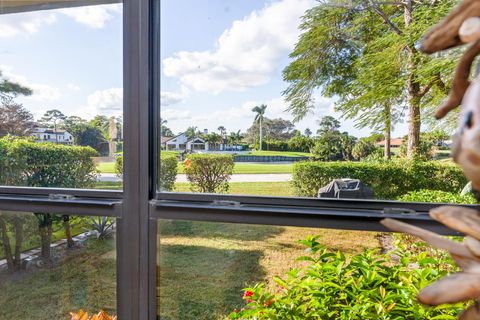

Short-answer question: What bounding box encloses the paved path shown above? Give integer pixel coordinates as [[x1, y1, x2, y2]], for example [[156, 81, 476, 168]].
[[98, 173, 292, 183]]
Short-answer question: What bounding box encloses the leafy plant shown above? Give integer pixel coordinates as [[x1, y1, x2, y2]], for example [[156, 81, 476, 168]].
[[184, 154, 234, 193], [88, 217, 115, 240], [398, 189, 477, 204], [228, 236, 465, 320], [70, 310, 117, 320]]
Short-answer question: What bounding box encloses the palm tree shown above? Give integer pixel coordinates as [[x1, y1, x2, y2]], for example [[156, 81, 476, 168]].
[[228, 130, 243, 150], [252, 104, 267, 151], [204, 132, 222, 150], [185, 126, 198, 140], [217, 126, 227, 150]]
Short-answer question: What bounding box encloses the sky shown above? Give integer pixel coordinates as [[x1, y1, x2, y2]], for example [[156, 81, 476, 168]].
[[0, 0, 410, 138]]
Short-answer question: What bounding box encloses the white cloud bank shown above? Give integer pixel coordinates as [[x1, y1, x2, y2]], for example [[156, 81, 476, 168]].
[[1, 65, 60, 102], [0, 4, 121, 38], [163, 0, 315, 94], [86, 87, 123, 117]]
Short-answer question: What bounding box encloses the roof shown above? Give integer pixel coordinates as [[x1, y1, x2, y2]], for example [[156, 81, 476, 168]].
[[32, 128, 70, 134], [375, 138, 404, 147], [162, 132, 185, 144]]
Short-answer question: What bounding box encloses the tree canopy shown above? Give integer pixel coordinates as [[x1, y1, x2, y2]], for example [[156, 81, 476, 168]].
[[283, 0, 459, 158]]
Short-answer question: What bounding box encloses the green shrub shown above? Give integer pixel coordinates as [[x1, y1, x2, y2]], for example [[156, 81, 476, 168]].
[[352, 139, 377, 160], [115, 154, 177, 191], [398, 189, 477, 204], [0, 137, 98, 188], [228, 236, 464, 320], [160, 154, 178, 191], [292, 160, 467, 200], [399, 139, 435, 161], [115, 155, 123, 178], [184, 154, 234, 193]]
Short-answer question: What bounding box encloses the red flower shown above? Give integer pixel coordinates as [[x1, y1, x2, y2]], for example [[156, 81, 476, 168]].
[[243, 291, 254, 299], [183, 159, 191, 168], [264, 299, 274, 307]]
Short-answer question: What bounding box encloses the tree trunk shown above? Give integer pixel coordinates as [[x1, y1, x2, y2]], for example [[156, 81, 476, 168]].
[[384, 105, 392, 160], [404, 1, 421, 159], [0, 217, 14, 271], [63, 215, 75, 248], [13, 216, 23, 271], [39, 220, 53, 261], [259, 118, 263, 151]]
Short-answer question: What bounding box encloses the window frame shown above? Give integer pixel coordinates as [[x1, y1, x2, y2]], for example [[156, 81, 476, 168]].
[[0, 1, 476, 319]]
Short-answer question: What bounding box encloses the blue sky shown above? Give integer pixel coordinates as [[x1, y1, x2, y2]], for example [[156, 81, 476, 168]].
[[1, 0, 409, 138]]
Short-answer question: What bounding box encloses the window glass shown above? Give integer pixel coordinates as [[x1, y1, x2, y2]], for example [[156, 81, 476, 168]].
[[158, 0, 471, 204], [0, 0, 123, 191], [157, 219, 462, 319], [0, 211, 117, 319]]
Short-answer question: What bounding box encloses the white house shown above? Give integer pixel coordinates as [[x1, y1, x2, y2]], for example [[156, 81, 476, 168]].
[[162, 132, 209, 151], [31, 128, 74, 144]]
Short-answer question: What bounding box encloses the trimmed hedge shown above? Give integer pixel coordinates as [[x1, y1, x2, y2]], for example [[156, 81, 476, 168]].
[[115, 154, 178, 191], [0, 137, 98, 188], [184, 154, 234, 193], [292, 160, 467, 200]]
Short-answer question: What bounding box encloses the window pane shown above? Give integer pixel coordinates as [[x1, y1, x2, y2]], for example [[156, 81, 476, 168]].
[[157, 219, 463, 319], [0, 1, 123, 191], [0, 211, 116, 319], [158, 0, 472, 205]]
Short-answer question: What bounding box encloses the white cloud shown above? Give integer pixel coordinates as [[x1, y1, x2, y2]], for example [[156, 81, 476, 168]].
[[162, 109, 191, 121], [58, 4, 122, 29], [86, 87, 123, 117], [163, 0, 315, 94], [161, 91, 184, 106], [67, 83, 81, 91], [0, 11, 56, 38], [1, 65, 60, 102]]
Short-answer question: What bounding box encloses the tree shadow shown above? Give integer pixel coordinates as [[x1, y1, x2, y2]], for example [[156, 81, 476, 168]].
[[158, 219, 284, 241], [157, 243, 265, 320]]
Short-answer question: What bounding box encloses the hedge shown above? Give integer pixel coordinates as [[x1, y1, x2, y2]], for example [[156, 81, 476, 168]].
[[0, 137, 98, 188], [292, 160, 467, 200], [115, 153, 178, 191]]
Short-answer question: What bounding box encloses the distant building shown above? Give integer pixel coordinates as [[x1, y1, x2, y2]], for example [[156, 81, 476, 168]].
[[376, 138, 404, 148], [162, 132, 209, 151], [31, 128, 74, 144]]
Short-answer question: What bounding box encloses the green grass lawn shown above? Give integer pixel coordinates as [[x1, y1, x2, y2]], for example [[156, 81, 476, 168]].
[[247, 150, 311, 157], [0, 238, 116, 319], [97, 161, 294, 175], [175, 182, 294, 196], [96, 161, 116, 174]]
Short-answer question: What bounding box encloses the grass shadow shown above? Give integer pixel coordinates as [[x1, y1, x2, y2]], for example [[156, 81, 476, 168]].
[[157, 243, 265, 320], [158, 220, 284, 241]]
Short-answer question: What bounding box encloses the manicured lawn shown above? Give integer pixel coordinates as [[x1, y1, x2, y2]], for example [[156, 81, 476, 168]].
[[175, 182, 294, 196], [177, 162, 294, 174], [0, 238, 116, 319], [98, 161, 294, 174], [247, 150, 311, 157], [96, 161, 116, 174]]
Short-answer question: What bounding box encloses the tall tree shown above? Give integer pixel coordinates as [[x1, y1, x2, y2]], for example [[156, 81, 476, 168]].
[[185, 126, 198, 140], [251, 104, 267, 150], [39, 109, 66, 143], [161, 118, 174, 137], [283, 0, 457, 159], [0, 71, 32, 102], [0, 102, 35, 137], [245, 118, 296, 144], [304, 128, 312, 137], [228, 130, 244, 149], [217, 126, 227, 150], [317, 116, 341, 135]]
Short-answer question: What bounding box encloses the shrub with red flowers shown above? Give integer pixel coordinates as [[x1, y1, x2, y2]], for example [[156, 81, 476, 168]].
[[226, 236, 465, 320]]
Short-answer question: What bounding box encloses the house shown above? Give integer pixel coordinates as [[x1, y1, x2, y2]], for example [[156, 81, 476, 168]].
[[375, 138, 404, 148], [162, 132, 209, 151], [31, 128, 74, 144]]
